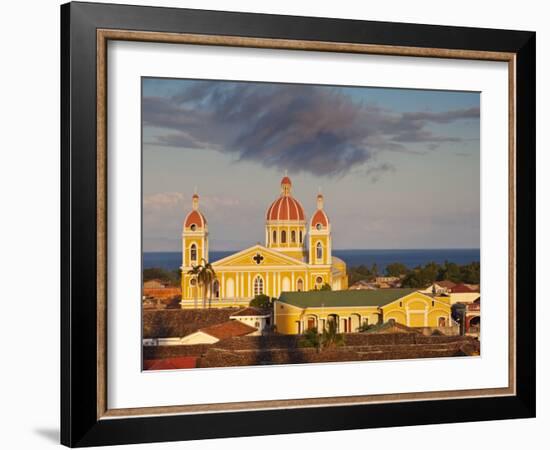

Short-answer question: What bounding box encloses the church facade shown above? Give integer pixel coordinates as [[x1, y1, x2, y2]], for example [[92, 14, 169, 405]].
[[180, 176, 348, 308]]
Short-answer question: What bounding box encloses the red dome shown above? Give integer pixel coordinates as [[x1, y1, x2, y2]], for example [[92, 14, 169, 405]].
[[266, 196, 305, 221], [311, 209, 329, 228], [184, 210, 207, 229]]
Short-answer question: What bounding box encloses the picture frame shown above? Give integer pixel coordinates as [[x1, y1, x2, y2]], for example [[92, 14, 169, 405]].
[[61, 1, 536, 447]]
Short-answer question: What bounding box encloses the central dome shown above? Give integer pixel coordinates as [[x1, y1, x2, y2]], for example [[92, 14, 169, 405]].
[[266, 176, 305, 222]]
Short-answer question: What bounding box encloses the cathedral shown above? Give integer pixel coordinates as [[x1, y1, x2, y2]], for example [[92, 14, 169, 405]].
[[180, 176, 348, 308]]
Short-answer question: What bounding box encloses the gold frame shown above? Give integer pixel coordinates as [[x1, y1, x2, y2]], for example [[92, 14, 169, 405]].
[[96, 29, 516, 420]]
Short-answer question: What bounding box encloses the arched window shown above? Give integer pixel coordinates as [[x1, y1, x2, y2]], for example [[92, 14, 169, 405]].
[[212, 280, 220, 298], [299, 230, 303, 243], [190, 243, 197, 262], [297, 278, 304, 291], [253, 275, 264, 296], [316, 242, 323, 260], [272, 230, 277, 244], [281, 230, 287, 243], [316, 223, 322, 230], [291, 230, 296, 243], [190, 224, 196, 231]]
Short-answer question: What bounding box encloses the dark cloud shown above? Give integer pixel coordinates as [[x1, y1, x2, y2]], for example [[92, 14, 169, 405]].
[[143, 81, 479, 177]]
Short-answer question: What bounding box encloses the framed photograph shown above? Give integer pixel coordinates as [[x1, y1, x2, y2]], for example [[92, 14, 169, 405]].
[[61, 1, 536, 447]]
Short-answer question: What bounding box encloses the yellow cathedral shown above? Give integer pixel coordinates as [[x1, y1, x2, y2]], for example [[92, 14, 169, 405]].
[[180, 176, 348, 308]]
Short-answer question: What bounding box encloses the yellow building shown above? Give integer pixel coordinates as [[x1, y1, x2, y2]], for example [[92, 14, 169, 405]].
[[274, 289, 452, 334], [180, 176, 348, 308]]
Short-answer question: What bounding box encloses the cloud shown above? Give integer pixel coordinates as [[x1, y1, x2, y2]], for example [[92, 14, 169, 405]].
[[143, 81, 479, 177], [364, 163, 396, 182]]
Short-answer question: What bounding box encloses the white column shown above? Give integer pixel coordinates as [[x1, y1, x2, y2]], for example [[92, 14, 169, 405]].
[[248, 273, 251, 297], [291, 272, 295, 290], [265, 272, 269, 296], [235, 272, 240, 301], [221, 272, 225, 300], [240, 273, 244, 298]]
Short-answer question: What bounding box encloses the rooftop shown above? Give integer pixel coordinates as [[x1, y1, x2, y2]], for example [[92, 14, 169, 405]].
[[278, 288, 417, 308], [199, 320, 257, 340], [230, 307, 270, 317]]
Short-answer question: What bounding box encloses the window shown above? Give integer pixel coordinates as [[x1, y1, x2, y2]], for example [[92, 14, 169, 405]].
[[316, 242, 323, 260], [316, 223, 322, 230], [297, 278, 304, 291], [190, 278, 197, 287], [291, 230, 296, 243], [213, 280, 220, 298], [190, 224, 196, 231], [272, 230, 277, 244], [281, 230, 287, 243], [190, 244, 197, 262], [299, 230, 303, 243], [316, 276, 323, 285], [253, 276, 264, 296]]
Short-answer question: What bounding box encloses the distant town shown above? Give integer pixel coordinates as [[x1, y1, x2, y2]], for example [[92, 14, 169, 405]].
[[142, 177, 480, 371]]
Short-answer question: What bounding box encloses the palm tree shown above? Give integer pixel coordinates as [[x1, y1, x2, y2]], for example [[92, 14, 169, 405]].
[[196, 258, 217, 309], [187, 265, 201, 308], [320, 319, 344, 350]]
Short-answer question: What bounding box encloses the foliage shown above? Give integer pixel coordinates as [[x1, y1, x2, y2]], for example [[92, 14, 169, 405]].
[[143, 267, 180, 286], [249, 294, 273, 308], [319, 283, 332, 291], [187, 259, 217, 309], [348, 264, 375, 284], [298, 320, 345, 352], [357, 322, 375, 333], [320, 319, 345, 349], [349, 260, 480, 288], [385, 262, 408, 277], [298, 327, 321, 351]]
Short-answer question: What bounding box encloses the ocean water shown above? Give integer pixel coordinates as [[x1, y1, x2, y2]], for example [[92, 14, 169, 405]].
[[143, 248, 480, 272]]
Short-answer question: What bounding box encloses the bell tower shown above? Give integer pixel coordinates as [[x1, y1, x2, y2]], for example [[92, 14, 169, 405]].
[[182, 192, 209, 268], [309, 192, 331, 266]]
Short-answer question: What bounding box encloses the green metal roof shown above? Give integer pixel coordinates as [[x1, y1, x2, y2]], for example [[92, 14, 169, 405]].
[[278, 288, 417, 308]]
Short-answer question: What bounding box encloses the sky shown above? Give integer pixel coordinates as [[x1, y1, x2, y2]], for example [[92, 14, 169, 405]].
[[142, 78, 480, 252]]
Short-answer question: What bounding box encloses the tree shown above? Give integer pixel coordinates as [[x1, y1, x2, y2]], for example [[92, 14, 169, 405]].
[[187, 259, 217, 309], [250, 294, 272, 309], [438, 261, 461, 282], [460, 262, 480, 284], [319, 283, 332, 291], [401, 270, 425, 288], [385, 262, 408, 277], [371, 263, 379, 278], [143, 267, 178, 285], [320, 319, 344, 349], [298, 327, 321, 351], [357, 322, 374, 332], [197, 258, 216, 309]]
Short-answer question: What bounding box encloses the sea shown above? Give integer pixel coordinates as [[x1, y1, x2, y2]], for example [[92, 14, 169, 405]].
[[143, 248, 480, 272]]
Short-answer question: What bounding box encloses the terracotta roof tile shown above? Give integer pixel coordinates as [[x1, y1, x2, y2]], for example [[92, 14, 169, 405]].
[[143, 357, 197, 370], [200, 320, 257, 340], [230, 307, 270, 317]]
